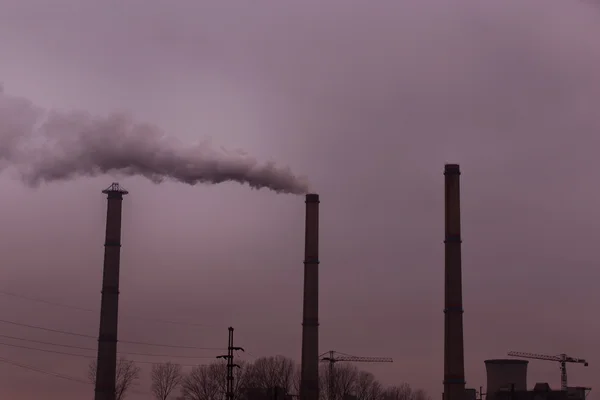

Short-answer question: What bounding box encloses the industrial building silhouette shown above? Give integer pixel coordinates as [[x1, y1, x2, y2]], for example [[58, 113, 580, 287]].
[[483, 359, 588, 400]]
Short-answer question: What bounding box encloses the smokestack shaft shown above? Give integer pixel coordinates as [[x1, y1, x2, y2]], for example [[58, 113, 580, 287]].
[[95, 184, 127, 400], [443, 164, 466, 400], [300, 193, 320, 400]]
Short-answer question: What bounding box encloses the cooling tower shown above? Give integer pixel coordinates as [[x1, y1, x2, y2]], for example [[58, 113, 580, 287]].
[[300, 193, 320, 400], [95, 183, 128, 400], [485, 359, 529, 400], [443, 164, 466, 400]]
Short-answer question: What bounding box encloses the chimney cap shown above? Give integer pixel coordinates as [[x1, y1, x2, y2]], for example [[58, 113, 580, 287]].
[[444, 164, 461, 175], [102, 182, 129, 195], [306, 193, 320, 203]]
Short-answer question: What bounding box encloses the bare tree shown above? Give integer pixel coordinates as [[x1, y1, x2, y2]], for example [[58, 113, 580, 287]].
[[229, 360, 251, 397], [319, 363, 359, 400], [411, 389, 431, 400], [319, 364, 418, 400], [151, 362, 183, 400], [178, 357, 431, 400], [381, 384, 433, 400], [319, 366, 329, 400], [181, 360, 251, 400], [291, 364, 302, 397], [353, 371, 383, 400], [245, 355, 295, 393], [381, 384, 413, 400], [88, 358, 142, 400], [181, 363, 224, 400]]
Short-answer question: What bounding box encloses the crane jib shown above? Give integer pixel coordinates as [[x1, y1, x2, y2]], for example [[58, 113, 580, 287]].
[[507, 351, 588, 391]]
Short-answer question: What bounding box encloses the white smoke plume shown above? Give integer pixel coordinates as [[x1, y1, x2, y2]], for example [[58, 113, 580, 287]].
[[0, 88, 309, 194]]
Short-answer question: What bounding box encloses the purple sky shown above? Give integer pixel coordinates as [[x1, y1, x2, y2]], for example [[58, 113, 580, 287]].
[[0, 0, 599, 399]]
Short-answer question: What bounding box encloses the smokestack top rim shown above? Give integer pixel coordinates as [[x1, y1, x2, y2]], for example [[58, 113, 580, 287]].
[[485, 359, 529, 365], [102, 182, 129, 195], [305, 193, 319, 203], [444, 164, 461, 175]]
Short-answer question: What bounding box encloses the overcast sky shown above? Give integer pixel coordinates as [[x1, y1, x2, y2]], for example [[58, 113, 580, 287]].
[[0, 1, 599, 399]]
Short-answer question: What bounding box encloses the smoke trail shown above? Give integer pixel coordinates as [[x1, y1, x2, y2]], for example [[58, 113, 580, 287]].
[[0, 89, 309, 194]]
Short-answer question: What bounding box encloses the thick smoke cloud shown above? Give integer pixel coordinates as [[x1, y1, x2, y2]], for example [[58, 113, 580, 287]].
[[0, 89, 309, 194]]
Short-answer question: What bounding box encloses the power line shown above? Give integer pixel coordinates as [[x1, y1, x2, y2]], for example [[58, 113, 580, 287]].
[[0, 355, 89, 384], [0, 289, 95, 313], [0, 334, 218, 358], [0, 288, 218, 328], [0, 333, 97, 351], [0, 354, 152, 397], [0, 341, 95, 359], [121, 347, 216, 359], [120, 338, 222, 350], [0, 318, 95, 338], [0, 342, 210, 367], [0, 318, 223, 350], [0, 289, 263, 353]]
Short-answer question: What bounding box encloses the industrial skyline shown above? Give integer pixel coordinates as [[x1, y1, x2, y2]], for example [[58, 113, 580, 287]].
[[0, 0, 599, 399], [0, 168, 592, 399]]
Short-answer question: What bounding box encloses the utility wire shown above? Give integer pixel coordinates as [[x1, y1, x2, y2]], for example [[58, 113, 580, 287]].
[[0, 335, 94, 350], [0, 289, 95, 313], [0, 341, 95, 359], [0, 318, 223, 350], [0, 289, 218, 328], [0, 334, 218, 358], [0, 334, 96, 351], [0, 342, 209, 367], [0, 318, 94, 338], [0, 355, 151, 396], [0, 355, 89, 384], [120, 338, 222, 350], [0, 289, 260, 352], [0, 357, 148, 396]]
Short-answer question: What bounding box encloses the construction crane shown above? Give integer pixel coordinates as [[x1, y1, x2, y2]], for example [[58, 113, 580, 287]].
[[320, 351, 393, 400], [507, 351, 588, 391]]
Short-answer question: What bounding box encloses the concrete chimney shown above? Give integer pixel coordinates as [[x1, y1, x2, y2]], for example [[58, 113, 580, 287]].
[[300, 193, 320, 400], [485, 359, 528, 400], [95, 182, 128, 400], [443, 164, 466, 400]]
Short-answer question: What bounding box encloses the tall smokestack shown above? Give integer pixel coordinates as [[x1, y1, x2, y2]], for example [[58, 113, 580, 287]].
[[95, 182, 128, 400], [443, 164, 466, 400], [300, 193, 320, 400]]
